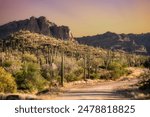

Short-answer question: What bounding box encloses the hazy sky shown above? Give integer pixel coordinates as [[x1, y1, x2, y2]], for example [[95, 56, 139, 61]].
[[0, 0, 150, 36]]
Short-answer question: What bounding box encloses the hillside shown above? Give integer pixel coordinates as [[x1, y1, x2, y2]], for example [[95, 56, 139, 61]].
[[0, 30, 146, 92], [0, 30, 105, 57], [76, 32, 150, 55]]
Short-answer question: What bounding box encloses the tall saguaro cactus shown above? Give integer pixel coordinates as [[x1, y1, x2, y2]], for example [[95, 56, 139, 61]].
[[83, 54, 87, 81], [60, 50, 64, 86], [87, 50, 91, 79]]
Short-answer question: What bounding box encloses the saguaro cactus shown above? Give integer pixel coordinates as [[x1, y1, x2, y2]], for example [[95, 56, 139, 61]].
[[83, 54, 87, 81], [87, 51, 91, 79], [60, 50, 64, 86]]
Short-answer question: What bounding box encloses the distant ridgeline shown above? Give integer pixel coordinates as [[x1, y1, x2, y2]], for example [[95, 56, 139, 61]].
[[1, 16, 150, 55], [76, 32, 150, 55], [0, 16, 73, 40]]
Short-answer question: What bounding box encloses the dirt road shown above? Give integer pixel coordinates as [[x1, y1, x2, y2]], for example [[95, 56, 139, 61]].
[[51, 68, 146, 100]]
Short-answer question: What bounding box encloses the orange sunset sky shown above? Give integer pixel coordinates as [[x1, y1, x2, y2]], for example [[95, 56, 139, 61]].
[[0, 0, 150, 37]]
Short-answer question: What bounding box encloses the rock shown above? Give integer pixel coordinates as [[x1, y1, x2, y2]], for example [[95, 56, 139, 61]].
[[5, 95, 21, 100], [27, 16, 40, 33], [37, 16, 51, 36], [0, 16, 72, 40], [0, 94, 38, 100], [50, 25, 70, 40]]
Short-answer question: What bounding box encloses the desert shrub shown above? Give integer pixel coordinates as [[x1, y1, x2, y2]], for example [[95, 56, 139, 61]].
[[100, 72, 112, 80], [90, 59, 101, 71], [3, 60, 22, 75], [73, 67, 83, 77], [41, 63, 58, 82], [138, 71, 150, 92], [65, 73, 77, 82], [104, 61, 127, 79], [2, 60, 13, 67], [55, 56, 80, 74], [107, 62, 122, 70], [143, 58, 150, 69], [38, 55, 46, 64], [41, 64, 51, 81], [110, 68, 127, 79], [22, 53, 37, 63], [0, 52, 22, 74], [65, 67, 83, 82], [90, 73, 99, 79], [15, 62, 48, 92], [64, 58, 79, 73], [0, 67, 17, 93]]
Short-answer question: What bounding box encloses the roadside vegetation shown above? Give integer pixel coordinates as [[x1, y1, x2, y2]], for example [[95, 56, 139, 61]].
[[138, 58, 150, 93]]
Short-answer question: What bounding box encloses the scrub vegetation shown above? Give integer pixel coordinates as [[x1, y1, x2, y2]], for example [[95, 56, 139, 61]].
[[0, 30, 148, 94]]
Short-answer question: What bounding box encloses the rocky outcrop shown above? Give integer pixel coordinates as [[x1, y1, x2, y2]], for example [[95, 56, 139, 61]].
[[76, 32, 150, 55], [0, 16, 72, 40], [50, 25, 70, 40]]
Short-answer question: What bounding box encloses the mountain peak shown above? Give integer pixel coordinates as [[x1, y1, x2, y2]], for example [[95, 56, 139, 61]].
[[0, 16, 72, 40], [30, 16, 36, 20], [103, 31, 118, 37]]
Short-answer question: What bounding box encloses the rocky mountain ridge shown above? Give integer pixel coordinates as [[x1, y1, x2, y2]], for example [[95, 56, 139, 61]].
[[76, 32, 150, 55], [0, 16, 73, 40]]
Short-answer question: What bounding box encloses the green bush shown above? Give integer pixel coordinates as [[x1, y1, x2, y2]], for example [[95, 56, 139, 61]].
[[3, 60, 13, 67], [65, 73, 77, 82], [22, 53, 37, 63], [104, 61, 127, 79], [41, 64, 59, 84], [108, 62, 122, 70], [138, 71, 150, 92], [15, 62, 48, 92], [0, 67, 17, 93], [110, 68, 127, 79], [143, 58, 150, 69], [90, 73, 99, 79], [73, 68, 83, 78]]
